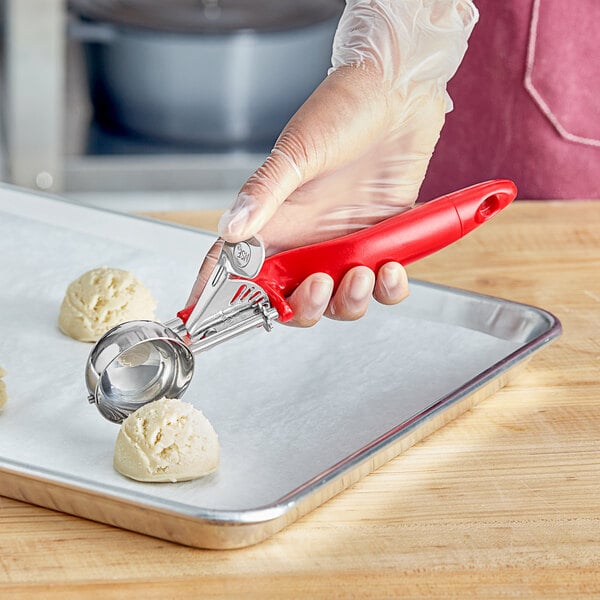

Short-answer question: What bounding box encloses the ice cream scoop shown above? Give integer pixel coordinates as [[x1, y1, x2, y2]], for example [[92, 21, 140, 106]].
[[86, 180, 518, 424]]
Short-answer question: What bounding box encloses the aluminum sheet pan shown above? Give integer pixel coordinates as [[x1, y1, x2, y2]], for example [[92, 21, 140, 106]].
[[0, 184, 561, 549]]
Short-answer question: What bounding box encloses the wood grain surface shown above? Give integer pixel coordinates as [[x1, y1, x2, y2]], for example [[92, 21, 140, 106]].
[[1, 201, 599, 599]]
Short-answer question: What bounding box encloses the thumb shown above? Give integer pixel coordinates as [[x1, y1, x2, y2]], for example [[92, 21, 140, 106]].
[[218, 66, 389, 243], [217, 146, 303, 243]]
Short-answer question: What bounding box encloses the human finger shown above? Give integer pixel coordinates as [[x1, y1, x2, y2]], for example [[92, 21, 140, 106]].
[[373, 262, 409, 305], [325, 266, 375, 321], [285, 273, 334, 328], [185, 239, 223, 307]]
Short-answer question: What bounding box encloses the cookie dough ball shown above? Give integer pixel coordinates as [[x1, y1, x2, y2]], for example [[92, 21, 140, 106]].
[[58, 267, 156, 342], [0, 366, 7, 410], [114, 398, 219, 483]]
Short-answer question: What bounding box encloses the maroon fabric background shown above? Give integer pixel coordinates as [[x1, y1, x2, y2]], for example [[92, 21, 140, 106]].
[[419, 0, 600, 200]]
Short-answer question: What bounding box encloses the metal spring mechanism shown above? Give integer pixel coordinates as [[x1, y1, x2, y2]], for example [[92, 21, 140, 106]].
[[174, 237, 279, 353]]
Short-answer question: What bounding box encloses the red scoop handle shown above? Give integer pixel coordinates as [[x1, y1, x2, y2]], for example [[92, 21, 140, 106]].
[[253, 179, 517, 322]]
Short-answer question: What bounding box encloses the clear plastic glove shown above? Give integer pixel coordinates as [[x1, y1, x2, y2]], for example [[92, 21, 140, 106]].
[[189, 0, 478, 326]]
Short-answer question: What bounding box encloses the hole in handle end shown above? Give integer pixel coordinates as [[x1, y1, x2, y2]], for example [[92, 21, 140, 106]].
[[475, 194, 503, 223]]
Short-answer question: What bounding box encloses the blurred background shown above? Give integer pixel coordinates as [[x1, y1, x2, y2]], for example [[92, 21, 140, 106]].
[[0, 0, 342, 211]]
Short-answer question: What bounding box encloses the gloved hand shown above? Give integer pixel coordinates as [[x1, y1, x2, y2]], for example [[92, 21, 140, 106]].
[[190, 0, 478, 326]]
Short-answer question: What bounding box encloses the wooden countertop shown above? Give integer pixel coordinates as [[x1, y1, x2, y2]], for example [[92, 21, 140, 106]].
[[1, 201, 599, 598]]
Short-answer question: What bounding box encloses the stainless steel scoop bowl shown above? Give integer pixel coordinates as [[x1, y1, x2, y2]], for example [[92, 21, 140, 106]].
[[85, 319, 194, 423]]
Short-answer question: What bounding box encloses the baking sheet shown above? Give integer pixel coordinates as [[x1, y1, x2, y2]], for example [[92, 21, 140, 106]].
[[0, 184, 561, 548]]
